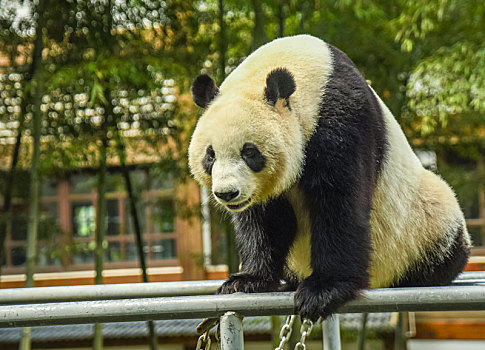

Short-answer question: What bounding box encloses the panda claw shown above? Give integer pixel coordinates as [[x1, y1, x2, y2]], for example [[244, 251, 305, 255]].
[[217, 273, 279, 295]]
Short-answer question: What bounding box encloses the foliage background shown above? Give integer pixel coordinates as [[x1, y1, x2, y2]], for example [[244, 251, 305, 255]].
[[0, 0, 484, 264]]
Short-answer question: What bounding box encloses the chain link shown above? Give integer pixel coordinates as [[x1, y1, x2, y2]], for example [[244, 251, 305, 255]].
[[294, 318, 314, 350], [196, 330, 211, 350], [275, 315, 296, 350], [196, 317, 220, 350], [197, 314, 314, 350], [215, 323, 222, 350], [274, 316, 315, 350]]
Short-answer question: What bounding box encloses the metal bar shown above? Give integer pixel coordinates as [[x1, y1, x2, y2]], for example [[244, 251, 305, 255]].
[[452, 271, 485, 284], [455, 271, 485, 280], [0, 280, 225, 305], [201, 186, 213, 266], [220, 312, 244, 350], [357, 313, 368, 350], [394, 313, 405, 350], [1, 271, 483, 305], [0, 284, 484, 328], [323, 315, 341, 350]]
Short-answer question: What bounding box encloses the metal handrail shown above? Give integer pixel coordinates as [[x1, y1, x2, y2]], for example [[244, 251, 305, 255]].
[[0, 283, 484, 328], [454, 271, 485, 280], [0, 280, 225, 305], [1, 271, 484, 305], [1, 272, 484, 350]]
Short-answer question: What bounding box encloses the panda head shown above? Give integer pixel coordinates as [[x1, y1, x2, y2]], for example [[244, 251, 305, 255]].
[[188, 68, 304, 212]]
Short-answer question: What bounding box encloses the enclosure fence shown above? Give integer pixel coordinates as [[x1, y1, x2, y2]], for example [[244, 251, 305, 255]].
[[1, 271, 485, 349]]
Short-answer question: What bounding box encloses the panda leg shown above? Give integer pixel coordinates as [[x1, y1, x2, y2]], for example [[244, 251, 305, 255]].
[[217, 196, 297, 294], [295, 188, 372, 321]]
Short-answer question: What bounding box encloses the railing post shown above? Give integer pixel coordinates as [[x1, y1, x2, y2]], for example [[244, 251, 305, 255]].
[[220, 311, 244, 350], [357, 312, 368, 350], [323, 315, 341, 350]]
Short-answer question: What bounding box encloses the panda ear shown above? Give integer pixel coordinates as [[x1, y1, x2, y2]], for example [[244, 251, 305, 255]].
[[264, 68, 296, 107], [192, 74, 219, 108]]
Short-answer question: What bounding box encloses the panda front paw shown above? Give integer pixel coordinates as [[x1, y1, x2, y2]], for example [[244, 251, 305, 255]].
[[217, 273, 279, 294], [295, 275, 362, 322]]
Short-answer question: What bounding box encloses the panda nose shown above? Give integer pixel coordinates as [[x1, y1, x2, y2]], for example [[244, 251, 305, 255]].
[[214, 190, 240, 202]]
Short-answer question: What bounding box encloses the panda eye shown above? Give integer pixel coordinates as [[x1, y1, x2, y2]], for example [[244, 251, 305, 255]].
[[202, 145, 216, 176], [206, 145, 215, 159], [241, 143, 266, 173], [241, 144, 257, 158]]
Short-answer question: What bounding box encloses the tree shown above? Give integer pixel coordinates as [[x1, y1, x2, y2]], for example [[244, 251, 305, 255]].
[[0, 0, 37, 278], [18, 1, 47, 348], [251, 0, 269, 51], [395, 0, 485, 246], [395, 0, 485, 134], [1, 1, 204, 348]]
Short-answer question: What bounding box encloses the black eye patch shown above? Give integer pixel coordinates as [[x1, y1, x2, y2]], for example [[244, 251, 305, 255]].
[[241, 143, 266, 172], [203, 145, 216, 176]]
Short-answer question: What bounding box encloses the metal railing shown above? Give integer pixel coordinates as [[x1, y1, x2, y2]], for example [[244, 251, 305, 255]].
[[0, 271, 484, 349]]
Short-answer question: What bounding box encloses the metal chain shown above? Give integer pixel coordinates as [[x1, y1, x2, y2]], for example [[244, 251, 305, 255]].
[[196, 330, 211, 350], [196, 317, 219, 350], [198, 314, 312, 350], [275, 315, 296, 350], [294, 318, 314, 350], [215, 323, 222, 350]]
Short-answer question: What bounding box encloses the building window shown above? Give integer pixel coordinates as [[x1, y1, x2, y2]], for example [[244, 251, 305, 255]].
[[72, 203, 95, 237], [2, 168, 177, 272], [38, 201, 61, 267], [152, 238, 176, 260]]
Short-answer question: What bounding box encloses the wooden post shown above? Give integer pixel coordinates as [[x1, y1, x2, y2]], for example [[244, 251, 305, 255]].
[[478, 156, 485, 244], [175, 180, 204, 280]]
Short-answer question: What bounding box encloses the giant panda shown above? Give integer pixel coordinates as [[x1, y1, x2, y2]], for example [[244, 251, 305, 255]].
[[188, 35, 471, 321]]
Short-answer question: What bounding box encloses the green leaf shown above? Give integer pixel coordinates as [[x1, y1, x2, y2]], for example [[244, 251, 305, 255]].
[[90, 82, 108, 105]]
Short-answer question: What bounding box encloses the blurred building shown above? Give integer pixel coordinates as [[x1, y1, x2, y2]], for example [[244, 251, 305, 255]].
[[1, 50, 485, 349], [0, 169, 229, 287]]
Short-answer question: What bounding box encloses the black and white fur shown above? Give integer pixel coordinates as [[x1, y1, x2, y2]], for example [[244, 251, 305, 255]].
[[188, 35, 471, 321]]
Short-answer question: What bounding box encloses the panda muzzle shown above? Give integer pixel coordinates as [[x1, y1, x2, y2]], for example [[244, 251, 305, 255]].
[[226, 198, 252, 211]]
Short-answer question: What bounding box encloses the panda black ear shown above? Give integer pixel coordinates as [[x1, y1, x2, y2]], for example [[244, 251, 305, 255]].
[[192, 74, 219, 108], [264, 68, 296, 106]]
